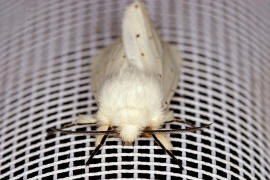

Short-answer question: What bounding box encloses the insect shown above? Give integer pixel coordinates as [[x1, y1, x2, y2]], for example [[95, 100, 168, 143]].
[[50, 0, 212, 171]]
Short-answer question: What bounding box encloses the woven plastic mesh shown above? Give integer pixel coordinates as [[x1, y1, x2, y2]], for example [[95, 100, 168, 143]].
[[1, 0, 270, 179]]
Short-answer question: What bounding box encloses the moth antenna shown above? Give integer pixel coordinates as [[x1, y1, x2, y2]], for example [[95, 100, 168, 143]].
[[152, 133, 183, 171], [144, 123, 212, 134], [86, 127, 111, 166], [49, 128, 118, 135]]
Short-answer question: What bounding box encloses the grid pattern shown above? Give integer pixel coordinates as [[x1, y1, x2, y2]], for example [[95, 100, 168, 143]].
[[0, 0, 270, 179]]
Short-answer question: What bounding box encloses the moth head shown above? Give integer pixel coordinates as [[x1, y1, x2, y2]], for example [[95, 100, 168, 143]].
[[119, 124, 140, 144], [109, 108, 148, 144]]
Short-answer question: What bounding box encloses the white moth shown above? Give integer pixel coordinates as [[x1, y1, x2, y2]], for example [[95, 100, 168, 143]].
[[51, 0, 211, 171], [91, 0, 181, 149]]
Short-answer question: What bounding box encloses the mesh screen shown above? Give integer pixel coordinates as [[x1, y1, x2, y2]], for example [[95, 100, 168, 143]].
[[1, 0, 270, 179]]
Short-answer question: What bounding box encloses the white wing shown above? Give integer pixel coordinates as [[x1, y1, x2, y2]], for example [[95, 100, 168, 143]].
[[91, 0, 182, 106], [90, 39, 126, 100], [122, 0, 182, 106], [162, 43, 183, 105], [122, 1, 163, 75]]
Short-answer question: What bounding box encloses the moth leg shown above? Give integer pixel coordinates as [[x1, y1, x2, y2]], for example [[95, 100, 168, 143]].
[[165, 118, 195, 127], [163, 111, 194, 127], [154, 134, 172, 150], [86, 126, 111, 166], [142, 128, 173, 150], [63, 115, 97, 128], [152, 133, 183, 171], [95, 125, 110, 147]]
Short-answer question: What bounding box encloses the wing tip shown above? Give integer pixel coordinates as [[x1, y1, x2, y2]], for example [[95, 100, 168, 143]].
[[127, 0, 144, 10], [123, 0, 146, 22]]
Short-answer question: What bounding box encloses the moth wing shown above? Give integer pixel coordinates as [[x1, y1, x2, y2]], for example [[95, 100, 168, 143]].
[[122, 1, 163, 75], [90, 38, 126, 99], [162, 43, 183, 106], [123, 1, 182, 106]]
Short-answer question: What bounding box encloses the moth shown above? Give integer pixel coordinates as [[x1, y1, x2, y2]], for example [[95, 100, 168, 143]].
[[51, 0, 211, 171]]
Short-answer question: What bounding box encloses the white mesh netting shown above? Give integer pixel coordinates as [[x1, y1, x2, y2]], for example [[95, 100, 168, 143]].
[[0, 0, 270, 179]]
